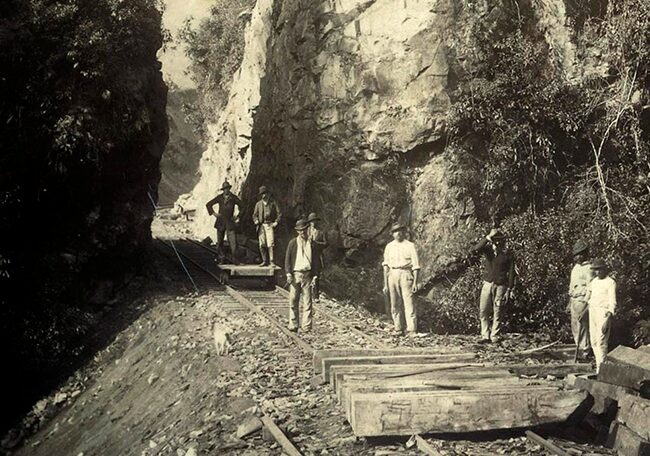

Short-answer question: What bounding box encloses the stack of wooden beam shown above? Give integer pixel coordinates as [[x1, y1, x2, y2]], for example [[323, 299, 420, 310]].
[[313, 349, 587, 437], [566, 345, 650, 456]]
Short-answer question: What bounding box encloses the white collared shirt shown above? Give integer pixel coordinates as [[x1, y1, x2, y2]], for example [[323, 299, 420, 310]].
[[382, 239, 420, 270], [588, 276, 617, 313], [294, 237, 312, 271]]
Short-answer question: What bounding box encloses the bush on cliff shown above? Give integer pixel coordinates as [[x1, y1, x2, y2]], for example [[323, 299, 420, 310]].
[[0, 0, 167, 431]]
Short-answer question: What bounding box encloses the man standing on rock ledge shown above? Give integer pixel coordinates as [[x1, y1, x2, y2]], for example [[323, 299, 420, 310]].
[[285, 219, 321, 332], [307, 212, 328, 302], [253, 185, 281, 266], [382, 223, 420, 336], [469, 228, 515, 343], [205, 180, 242, 264]]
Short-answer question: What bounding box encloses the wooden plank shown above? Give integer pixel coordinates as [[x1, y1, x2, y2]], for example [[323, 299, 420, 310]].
[[609, 421, 650, 456], [313, 349, 458, 374], [329, 362, 485, 389], [260, 415, 302, 456], [349, 387, 587, 436], [566, 373, 636, 414], [508, 363, 593, 378], [525, 431, 570, 456], [415, 435, 444, 456], [618, 394, 650, 441], [599, 345, 650, 392], [321, 353, 477, 382], [339, 373, 528, 418]]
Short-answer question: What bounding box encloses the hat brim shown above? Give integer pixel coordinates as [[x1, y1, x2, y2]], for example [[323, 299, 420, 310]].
[[391, 226, 405, 233], [573, 247, 587, 255], [295, 226, 309, 231]]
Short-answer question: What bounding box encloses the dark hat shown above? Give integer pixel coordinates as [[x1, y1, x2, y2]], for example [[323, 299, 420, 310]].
[[258, 185, 269, 196], [572, 240, 588, 255], [295, 219, 309, 231], [307, 212, 320, 222], [390, 223, 406, 233], [221, 180, 232, 190], [591, 258, 607, 269], [491, 230, 506, 239]]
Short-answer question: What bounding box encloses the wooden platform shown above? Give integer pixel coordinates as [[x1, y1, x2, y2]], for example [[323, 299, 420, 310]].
[[218, 264, 280, 277], [315, 349, 588, 437]]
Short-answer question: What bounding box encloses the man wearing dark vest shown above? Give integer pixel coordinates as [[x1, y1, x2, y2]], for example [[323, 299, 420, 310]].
[[469, 228, 515, 343], [307, 212, 328, 302], [252, 186, 281, 266], [205, 180, 242, 263], [285, 219, 321, 332]]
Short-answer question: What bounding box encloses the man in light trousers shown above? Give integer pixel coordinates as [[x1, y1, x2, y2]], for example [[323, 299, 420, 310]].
[[470, 228, 515, 343], [253, 185, 282, 266], [285, 219, 321, 332], [587, 258, 617, 372], [382, 223, 420, 335], [568, 240, 593, 360]]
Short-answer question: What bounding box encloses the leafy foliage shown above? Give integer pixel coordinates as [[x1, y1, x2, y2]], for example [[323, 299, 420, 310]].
[[0, 0, 166, 431]]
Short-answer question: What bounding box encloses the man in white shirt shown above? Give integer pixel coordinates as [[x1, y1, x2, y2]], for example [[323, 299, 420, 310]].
[[285, 219, 320, 332], [568, 240, 593, 360], [587, 258, 617, 372], [382, 223, 420, 335]]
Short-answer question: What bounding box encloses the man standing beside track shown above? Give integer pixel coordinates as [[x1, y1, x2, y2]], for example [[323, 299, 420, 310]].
[[307, 212, 328, 302], [253, 185, 282, 266], [285, 219, 321, 332], [568, 240, 593, 360], [382, 223, 421, 336], [469, 228, 515, 343], [205, 180, 242, 264]]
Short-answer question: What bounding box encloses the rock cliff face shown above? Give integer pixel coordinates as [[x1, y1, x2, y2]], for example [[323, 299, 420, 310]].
[[187, 0, 595, 283]]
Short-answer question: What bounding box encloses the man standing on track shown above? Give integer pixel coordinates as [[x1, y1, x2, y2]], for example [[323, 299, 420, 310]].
[[469, 228, 515, 343], [382, 223, 420, 336], [285, 219, 321, 332], [307, 212, 328, 302], [568, 240, 593, 360], [253, 185, 281, 266], [205, 180, 242, 264]]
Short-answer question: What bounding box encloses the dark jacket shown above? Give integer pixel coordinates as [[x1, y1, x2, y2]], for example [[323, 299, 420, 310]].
[[206, 193, 242, 230], [470, 237, 515, 288], [285, 237, 321, 276], [309, 227, 328, 268], [253, 199, 281, 225]]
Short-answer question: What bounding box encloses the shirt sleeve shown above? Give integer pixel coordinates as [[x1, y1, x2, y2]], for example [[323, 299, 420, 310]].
[[274, 201, 282, 223], [508, 254, 515, 288], [206, 195, 219, 215], [470, 237, 489, 256], [609, 279, 617, 314], [411, 243, 421, 270], [382, 244, 390, 267], [252, 202, 259, 223]]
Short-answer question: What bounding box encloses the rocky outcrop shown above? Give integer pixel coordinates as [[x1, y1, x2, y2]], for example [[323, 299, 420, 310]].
[[186, 0, 601, 282]]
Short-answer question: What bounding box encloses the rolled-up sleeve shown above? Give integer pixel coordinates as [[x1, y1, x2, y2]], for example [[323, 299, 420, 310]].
[[382, 244, 390, 267]]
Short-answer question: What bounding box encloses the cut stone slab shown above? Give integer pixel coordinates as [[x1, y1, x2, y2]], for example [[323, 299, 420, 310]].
[[609, 421, 650, 456], [618, 394, 650, 441], [312, 348, 462, 374], [599, 346, 650, 392], [236, 416, 263, 439], [320, 352, 476, 382], [348, 386, 587, 436], [508, 363, 593, 378]]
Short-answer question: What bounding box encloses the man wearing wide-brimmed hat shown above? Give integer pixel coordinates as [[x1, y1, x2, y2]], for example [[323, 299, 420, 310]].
[[285, 219, 321, 331], [469, 228, 515, 343], [587, 258, 617, 372], [382, 223, 421, 335], [253, 185, 282, 266], [206, 179, 242, 263], [568, 240, 593, 360], [307, 212, 328, 302]]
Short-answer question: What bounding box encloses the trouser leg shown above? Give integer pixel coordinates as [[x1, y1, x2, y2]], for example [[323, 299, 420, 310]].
[[491, 285, 506, 340], [299, 272, 313, 330], [571, 299, 590, 351], [226, 229, 237, 263], [400, 271, 417, 333], [258, 228, 268, 265], [288, 275, 301, 330], [479, 281, 493, 340], [590, 307, 610, 372], [216, 228, 225, 254], [388, 270, 404, 331], [268, 246, 274, 265], [313, 274, 320, 302]]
